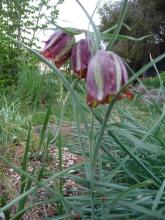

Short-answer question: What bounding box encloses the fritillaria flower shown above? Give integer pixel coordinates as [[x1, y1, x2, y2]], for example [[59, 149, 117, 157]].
[[87, 50, 132, 107], [71, 38, 92, 78], [43, 30, 75, 68]]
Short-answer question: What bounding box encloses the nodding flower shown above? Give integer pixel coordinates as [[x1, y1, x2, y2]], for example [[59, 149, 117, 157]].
[[43, 30, 75, 68], [86, 50, 132, 107], [71, 38, 93, 78]]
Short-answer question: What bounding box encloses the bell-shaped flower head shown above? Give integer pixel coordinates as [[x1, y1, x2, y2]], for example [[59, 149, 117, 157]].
[[71, 38, 93, 78], [87, 50, 129, 107], [43, 30, 75, 68]]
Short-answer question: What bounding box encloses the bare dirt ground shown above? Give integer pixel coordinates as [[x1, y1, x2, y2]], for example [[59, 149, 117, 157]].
[[0, 124, 84, 219]]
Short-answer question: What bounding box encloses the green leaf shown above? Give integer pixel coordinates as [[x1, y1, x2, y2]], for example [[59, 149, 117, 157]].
[[46, 26, 84, 35], [102, 32, 152, 42], [152, 179, 165, 211]]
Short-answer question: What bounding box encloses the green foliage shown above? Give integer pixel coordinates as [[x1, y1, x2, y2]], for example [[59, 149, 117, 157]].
[[1, 85, 165, 219], [142, 72, 165, 88], [15, 63, 62, 110], [0, 35, 21, 86], [98, 0, 165, 69], [0, 0, 61, 45], [0, 97, 28, 145], [0, 0, 64, 87], [0, 39, 164, 218], [1, 0, 165, 219]]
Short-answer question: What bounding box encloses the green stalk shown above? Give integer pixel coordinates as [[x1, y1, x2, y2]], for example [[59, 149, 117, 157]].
[[75, 0, 101, 50], [89, 115, 95, 219], [17, 124, 31, 213], [38, 103, 51, 151], [72, 98, 89, 178], [92, 102, 115, 164], [108, 0, 128, 50], [57, 133, 63, 215]]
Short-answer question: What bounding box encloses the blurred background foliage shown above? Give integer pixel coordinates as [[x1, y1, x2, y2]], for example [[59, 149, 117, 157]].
[[98, 0, 165, 72], [0, 0, 64, 87]]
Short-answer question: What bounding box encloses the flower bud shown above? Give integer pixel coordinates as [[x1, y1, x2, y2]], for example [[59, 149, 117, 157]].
[[71, 38, 92, 78], [43, 30, 75, 68], [87, 50, 129, 107]]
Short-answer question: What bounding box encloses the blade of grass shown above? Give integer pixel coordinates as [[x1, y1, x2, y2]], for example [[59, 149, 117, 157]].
[[56, 133, 63, 215], [108, 0, 128, 49], [119, 201, 165, 219], [17, 124, 32, 213], [152, 179, 165, 211], [19, 124, 31, 194], [103, 23, 131, 34], [54, 79, 79, 140], [102, 32, 152, 42], [39, 103, 51, 151], [89, 115, 95, 219], [88, 0, 100, 30], [72, 98, 89, 179]]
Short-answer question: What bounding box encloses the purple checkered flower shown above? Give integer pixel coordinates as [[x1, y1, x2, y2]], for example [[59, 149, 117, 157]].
[[43, 30, 75, 68], [87, 50, 129, 107]]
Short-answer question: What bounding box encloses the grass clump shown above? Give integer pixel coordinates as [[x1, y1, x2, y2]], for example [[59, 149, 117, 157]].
[[15, 63, 62, 110], [142, 71, 165, 89]]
